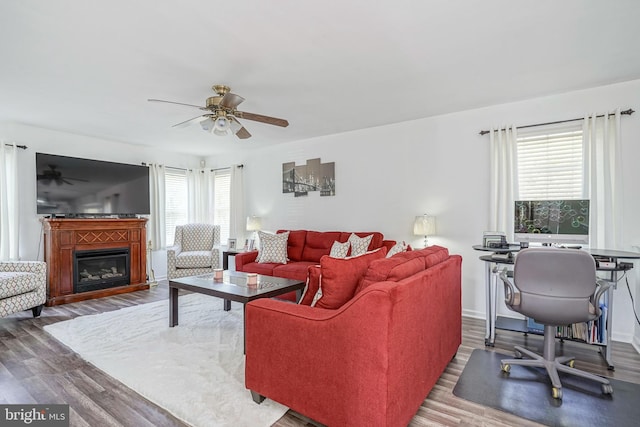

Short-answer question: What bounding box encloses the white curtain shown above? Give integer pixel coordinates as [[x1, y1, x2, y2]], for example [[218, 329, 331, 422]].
[[187, 168, 213, 223], [148, 163, 166, 250], [229, 164, 245, 242], [583, 109, 623, 249], [0, 142, 20, 260], [489, 126, 519, 241]]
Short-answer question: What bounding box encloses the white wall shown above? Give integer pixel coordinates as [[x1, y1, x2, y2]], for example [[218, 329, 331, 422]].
[[0, 122, 202, 279], [211, 79, 640, 345], [4, 79, 639, 348]]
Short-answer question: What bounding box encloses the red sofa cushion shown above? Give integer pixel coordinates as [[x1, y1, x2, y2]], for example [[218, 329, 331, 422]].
[[277, 229, 306, 262], [299, 265, 321, 305], [240, 262, 276, 277], [423, 245, 450, 268], [356, 245, 450, 294], [301, 231, 342, 262], [273, 261, 317, 282], [314, 248, 387, 309]]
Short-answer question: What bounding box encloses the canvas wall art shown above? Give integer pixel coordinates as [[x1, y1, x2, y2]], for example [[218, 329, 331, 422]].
[[282, 158, 335, 197]]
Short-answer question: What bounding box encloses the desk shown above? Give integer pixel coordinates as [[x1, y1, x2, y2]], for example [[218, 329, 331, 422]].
[[474, 245, 639, 370]]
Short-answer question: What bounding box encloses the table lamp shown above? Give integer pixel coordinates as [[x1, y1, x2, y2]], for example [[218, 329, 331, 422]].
[[413, 214, 436, 248], [246, 216, 262, 249]]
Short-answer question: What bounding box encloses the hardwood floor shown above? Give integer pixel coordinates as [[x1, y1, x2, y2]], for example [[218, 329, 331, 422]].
[[1, 282, 639, 427]]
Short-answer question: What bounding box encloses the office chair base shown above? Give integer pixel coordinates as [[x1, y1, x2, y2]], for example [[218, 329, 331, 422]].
[[501, 344, 613, 399]]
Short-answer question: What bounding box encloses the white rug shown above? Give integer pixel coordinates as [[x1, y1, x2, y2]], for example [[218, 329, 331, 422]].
[[43, 293, 288, 427]]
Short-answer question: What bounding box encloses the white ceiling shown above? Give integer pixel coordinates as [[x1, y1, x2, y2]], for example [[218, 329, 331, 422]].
[[2, 0, 640, 156]]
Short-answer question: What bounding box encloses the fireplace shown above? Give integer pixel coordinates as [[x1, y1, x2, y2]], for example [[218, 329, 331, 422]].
[[74, 248, 130, 294]]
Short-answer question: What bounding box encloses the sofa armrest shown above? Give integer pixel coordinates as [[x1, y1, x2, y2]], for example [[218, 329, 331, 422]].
[[211, 247, 221, 269], [235, 250, 258, 271], [382, 239, 396, 251], [167, 245, 181, 257], [0, 261, 46, 277]]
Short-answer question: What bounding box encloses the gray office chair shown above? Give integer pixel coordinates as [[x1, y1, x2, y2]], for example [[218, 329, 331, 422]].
[[499, 247, 613, 399]]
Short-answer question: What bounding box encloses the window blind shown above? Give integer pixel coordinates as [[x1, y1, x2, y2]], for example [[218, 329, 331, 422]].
[[165, 167, 188, 245], [517, 124, 584, 200]]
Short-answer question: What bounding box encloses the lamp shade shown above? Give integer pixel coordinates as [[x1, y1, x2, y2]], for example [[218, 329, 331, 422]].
[[246, 216, 262, 231], [200, 117, 215, 133], [214, 116, 231, 132], [413, 215, 436, 236]]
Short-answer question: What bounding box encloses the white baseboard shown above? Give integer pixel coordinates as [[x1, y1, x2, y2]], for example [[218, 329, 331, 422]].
[[462, 310, 638, 349], [462, 309, 485, 320]]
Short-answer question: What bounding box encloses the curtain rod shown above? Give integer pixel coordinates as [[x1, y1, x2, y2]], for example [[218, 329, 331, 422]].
[[3, 143, 27, 149], [479, 108, 635, 136], [141, 163, 243, 172], [211, 164, 243, 172]]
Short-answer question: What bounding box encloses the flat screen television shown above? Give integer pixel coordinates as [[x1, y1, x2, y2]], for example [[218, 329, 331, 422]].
[[514, 199, 590, 245], [36, 153, 150, 216]]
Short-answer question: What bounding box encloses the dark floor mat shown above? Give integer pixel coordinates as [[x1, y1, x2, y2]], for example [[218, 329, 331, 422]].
[[453, 349, 639, 427]]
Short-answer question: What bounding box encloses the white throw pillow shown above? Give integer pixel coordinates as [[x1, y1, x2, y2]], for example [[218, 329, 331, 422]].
[[257, 231, 289, 264], [386, 241, 408, 258], [329, 240, 350, 258], [348, 233, 373, 257]]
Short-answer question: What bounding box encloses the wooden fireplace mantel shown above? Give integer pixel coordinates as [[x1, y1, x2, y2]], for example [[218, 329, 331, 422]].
[[43, 218, 149, 306]]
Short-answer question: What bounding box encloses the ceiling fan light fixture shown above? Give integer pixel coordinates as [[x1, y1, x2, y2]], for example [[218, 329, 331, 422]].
[[214, 116, 231, 132], [150, 84, 288, 140], [200, 117, 215, 133]]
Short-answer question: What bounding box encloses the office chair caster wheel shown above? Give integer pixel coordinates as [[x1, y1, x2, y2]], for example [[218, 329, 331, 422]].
[[567, 360, 575, 368], [514, 350, 523, 359], [552, 387, 563, 400], [602, 384, 613, 395], [501, 363, 510, 373]]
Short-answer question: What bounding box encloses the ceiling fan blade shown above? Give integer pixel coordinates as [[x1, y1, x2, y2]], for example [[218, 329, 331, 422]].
[[220, 92, 245, 109], [230, 117, 251, 139], [235, 111, 289, 127], [148, 99, 207, 110], [172, 115, 208, 128]]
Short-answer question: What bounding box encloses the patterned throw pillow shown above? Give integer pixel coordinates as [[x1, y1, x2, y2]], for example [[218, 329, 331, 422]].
[[257, 231, 290, 264], [386, 241, 408, 258], [329, 240, 350, 258], [348, 233, 373, 257]]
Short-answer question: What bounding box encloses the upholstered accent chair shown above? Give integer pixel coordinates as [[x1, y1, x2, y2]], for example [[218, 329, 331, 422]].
[[0, 261, 47, 318], [167, 224, 221, 280]]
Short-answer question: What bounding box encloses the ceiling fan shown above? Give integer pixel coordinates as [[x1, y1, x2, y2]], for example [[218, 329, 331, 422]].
[[148, 85, 289, 140], [37, 165, 88, 186]]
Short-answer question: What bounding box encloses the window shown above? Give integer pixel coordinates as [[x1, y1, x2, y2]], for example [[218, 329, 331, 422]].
[[165, 168, 188, 245], [516, 123, 584, 200], [214, 169, 231, 242]]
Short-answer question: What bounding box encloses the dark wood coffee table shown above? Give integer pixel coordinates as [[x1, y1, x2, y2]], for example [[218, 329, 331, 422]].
[[168, 271, 305, 350]]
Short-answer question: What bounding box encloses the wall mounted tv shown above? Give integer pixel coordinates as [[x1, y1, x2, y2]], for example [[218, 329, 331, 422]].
[[36, 153, 150, 216], [514, 199, 590, 245]]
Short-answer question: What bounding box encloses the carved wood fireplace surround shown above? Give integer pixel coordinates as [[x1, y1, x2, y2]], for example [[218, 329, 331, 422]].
[[43, 218, 149, 306]]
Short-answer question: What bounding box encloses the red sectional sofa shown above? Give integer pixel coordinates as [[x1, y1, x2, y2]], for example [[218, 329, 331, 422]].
[[245, 246, 462, 427], [234, 229, 396, 282]]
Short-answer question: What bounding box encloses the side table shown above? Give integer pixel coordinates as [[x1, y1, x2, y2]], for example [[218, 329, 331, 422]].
[[222, 250, 243, 270]]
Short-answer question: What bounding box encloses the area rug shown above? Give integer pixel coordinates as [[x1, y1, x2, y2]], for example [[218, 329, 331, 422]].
[[43, 293, 288, 427], [453, 349, 640, 427]]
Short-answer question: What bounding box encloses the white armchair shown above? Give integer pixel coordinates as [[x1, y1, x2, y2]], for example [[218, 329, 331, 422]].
[[0, 261, 47, 318], [167, 224, 221, 280]]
